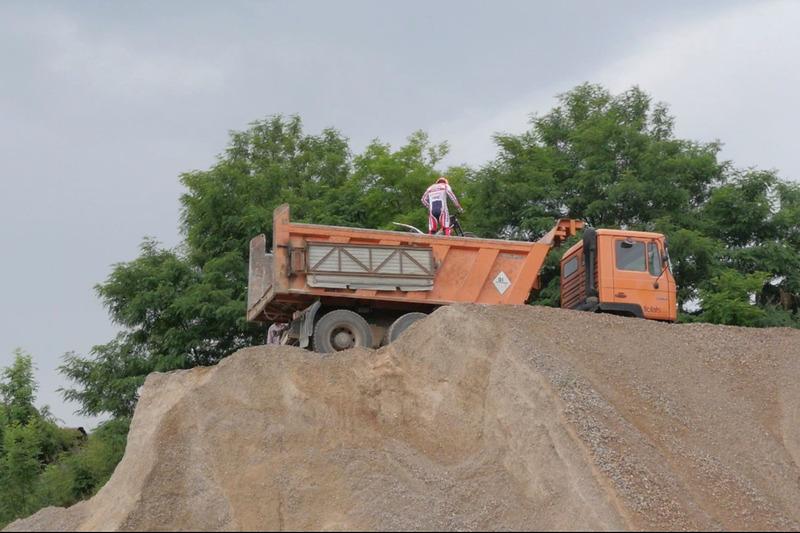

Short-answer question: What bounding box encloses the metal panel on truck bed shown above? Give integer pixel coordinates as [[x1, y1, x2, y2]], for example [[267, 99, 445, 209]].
[[306, 242, 434, 291]]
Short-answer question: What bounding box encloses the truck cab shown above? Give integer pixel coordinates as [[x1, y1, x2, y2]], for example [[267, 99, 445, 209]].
[[560, 227, 677, 322]]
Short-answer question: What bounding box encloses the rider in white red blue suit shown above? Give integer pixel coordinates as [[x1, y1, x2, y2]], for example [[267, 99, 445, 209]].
[[421, 177, 462, 235]]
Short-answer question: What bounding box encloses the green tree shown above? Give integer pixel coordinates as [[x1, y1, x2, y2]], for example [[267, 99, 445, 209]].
[[27, 418, 129, 520], [180, 114, 355, 263], [0, 351, 41, 522], [0, 349, 38, 427], [528, 83, 723, 229], [59, 418, 129, 500], [698, 270, 770, 326], [701, 170, 777, 248], [60, 241, 200, 420], [0, 352, 133, 529], [773, 180, 800, 253], [467, 83, 724, 241], [0, 421, 41, 521], [772, 180, 800, 295], [0, 351, 80, 527], [651, 219, 724, 313], [467, 132, 564, 240], [700, 170, 800, 306]]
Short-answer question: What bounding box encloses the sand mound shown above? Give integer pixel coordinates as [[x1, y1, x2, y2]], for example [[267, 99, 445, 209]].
[[5, 304, 800, 531]]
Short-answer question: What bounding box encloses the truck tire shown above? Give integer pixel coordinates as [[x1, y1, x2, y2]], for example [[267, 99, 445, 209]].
[[384, 312, 428, 344], [312, 309, 373, 353]]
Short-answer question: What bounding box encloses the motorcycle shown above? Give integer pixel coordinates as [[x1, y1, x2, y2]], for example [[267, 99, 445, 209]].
[[392, 212, 475, 237]]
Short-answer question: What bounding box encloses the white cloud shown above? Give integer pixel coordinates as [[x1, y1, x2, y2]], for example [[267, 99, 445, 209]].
[[596, 0, 800, 179], [432, 88, 562, 169], [433, 0, 800, 181], [24, 10, 231, 99]]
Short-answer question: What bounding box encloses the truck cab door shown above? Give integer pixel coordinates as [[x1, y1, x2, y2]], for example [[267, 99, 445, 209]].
[[611, 238, 675, 321]]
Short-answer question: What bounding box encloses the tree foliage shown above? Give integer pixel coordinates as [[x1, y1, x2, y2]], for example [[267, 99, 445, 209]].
[[0, 352, 127, 529], [1, 349, 38, 427], [0, 421, 41, 520], [697, 270, 771, 326], [469, 83, 724, 233]]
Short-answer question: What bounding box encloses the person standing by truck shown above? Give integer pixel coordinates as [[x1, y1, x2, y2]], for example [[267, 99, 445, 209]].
[[267, 322, 287, 345], [421, 177, 462, 236]]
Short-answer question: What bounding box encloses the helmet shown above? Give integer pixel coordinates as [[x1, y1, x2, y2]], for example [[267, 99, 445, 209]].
[[436, 177, 448, 185]]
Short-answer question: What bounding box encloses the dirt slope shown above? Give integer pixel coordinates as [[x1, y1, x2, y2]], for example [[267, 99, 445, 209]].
[[5, 304, 800, 531]]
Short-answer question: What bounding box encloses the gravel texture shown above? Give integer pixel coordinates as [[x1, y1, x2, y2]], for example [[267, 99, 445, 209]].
[[5, 303, 800, 531]]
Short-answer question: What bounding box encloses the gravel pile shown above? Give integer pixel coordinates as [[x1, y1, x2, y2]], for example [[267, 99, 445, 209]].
[[5, 303, 800, 531]]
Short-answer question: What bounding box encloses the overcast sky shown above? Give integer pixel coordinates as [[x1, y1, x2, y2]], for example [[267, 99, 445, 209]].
[[2, 0, 798, 430]]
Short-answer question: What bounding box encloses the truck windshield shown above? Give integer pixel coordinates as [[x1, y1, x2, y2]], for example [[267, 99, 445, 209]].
[[615, 240, 646, 272]]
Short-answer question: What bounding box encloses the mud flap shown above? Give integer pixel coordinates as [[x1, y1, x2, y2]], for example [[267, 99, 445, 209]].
[[288, 300, 322, 349]]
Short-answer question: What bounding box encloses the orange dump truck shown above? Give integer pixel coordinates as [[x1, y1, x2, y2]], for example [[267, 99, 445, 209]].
[[248, 204, 676, 352]]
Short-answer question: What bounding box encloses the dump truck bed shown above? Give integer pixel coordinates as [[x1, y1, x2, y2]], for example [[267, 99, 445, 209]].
[[248, 204, 583, 323]]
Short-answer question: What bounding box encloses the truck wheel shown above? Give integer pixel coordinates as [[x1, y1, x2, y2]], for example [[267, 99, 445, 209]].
[[312, 310, 373, 353], [384, 312, 428, 344]]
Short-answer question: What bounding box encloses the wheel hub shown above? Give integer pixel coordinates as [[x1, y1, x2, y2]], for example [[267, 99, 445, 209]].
[[332, 329, 354, 350]]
